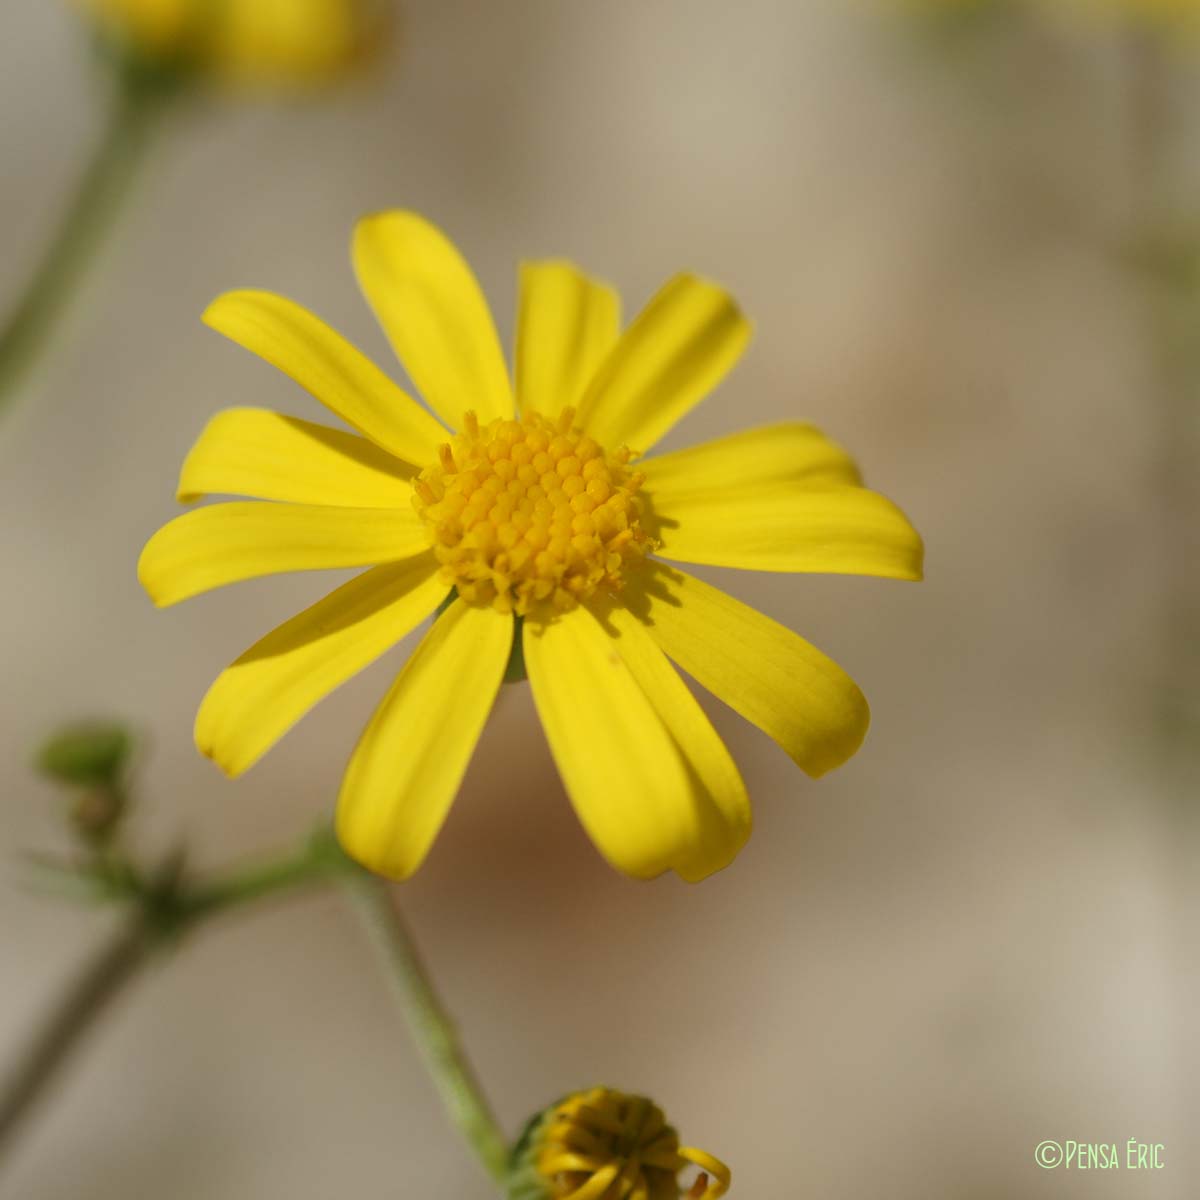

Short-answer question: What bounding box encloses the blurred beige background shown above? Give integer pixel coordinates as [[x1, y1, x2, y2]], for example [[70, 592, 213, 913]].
[[0, 2, 1193, 1197]]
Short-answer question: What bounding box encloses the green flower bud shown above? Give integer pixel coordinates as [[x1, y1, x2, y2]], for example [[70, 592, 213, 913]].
[[36, 722, 134, 790], [36, 722, 135, 845]]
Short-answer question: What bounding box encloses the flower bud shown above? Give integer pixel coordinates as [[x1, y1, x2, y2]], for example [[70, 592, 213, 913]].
[[37, 722, 134, 845], [37, 722, 133, 790], [508, 1088, 730, 1200]]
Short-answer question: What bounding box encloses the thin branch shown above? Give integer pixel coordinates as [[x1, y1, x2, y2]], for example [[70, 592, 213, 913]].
[[0, 910, 163, 1158], [0, 70, 173, 416]]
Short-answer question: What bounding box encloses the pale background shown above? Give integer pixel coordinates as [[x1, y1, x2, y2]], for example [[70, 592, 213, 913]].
[[0, 2, 1193, 1198]]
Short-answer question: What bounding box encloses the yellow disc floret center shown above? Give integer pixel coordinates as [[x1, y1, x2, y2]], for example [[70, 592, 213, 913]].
[[414, 409, 653, 617]]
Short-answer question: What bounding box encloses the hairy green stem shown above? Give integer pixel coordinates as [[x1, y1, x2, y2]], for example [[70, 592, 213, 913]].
[[341, 873, 510, 1187], [0, 72, 170, 417]]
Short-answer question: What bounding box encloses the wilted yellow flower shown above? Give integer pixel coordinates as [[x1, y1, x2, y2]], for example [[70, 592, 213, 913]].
[[138, 211, 923, 882], [72, 0, 389, 85], [508, 1088, 730, 1200]]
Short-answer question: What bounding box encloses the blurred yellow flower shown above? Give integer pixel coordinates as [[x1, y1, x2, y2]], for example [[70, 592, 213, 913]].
[[508, 1088, 730, 1200], [1065, 0, 1200, 25], [904, 0, 1200, 28], [72, 0, 389, 85], [138, 211, 923, 882], [1105, 0, 1200, 24]]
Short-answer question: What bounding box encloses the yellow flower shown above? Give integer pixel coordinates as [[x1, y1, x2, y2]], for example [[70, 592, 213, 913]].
[[1096, 0, 1200, 25], [508, 1088, 730, 1200], [901, 0, 1200, 29], [72, 0, 389, 85], [138, 211, 923, 882]]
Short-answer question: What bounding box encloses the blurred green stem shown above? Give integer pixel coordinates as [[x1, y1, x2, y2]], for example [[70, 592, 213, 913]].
[[0, 830, 345, 1165], [1123, 32, 1200, 783], [0, 831, 511, 1187], [1125, 28, 1167, 214], [0, 908, 158, 1158], [341, 873, 510, 1187], [0, 70, 171, 418], [182, 828, 352, 919]]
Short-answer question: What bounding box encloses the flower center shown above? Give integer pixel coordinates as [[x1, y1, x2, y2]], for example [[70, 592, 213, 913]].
[[413, 409, 653, 617]]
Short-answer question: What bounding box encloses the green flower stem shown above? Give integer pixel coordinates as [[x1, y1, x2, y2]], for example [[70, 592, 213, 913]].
[[1, 830, 512, 1188], [182, 827, 352, 920], [1122, 31, 1200, 781], [0, 68, 173, 417], [340, 872, 510, 1187]]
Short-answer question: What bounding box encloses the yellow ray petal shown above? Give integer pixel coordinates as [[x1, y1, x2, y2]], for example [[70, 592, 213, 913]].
[[576, 273, 750, 453], [203, 289, 447, 465], [138, 502, 430, 607], [631, 563, 870, 778], [641, 422, 862, 504], [336, 601, 512, 879], [599, 602, 751, 881], [196, 556, 446, 778], [515, 260, 620, 419], [353, 211, 514, 429], [523, 606, 701, 879], [177, 407, 416, 506], [654, 483, 924, 580]]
